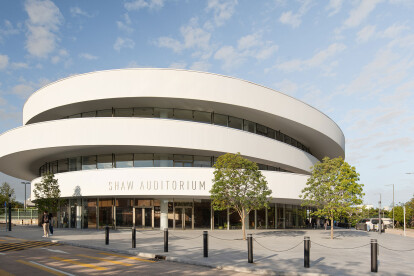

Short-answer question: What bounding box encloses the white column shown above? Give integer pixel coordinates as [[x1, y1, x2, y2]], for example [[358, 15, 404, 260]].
[[160, 200, 168, 230]]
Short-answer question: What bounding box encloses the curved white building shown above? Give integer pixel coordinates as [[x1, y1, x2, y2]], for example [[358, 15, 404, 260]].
[[0, 69, 344, 230]]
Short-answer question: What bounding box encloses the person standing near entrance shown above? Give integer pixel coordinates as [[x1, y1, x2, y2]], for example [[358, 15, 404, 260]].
[[48, 212, 54, 236], [41, 210, 50, 238]]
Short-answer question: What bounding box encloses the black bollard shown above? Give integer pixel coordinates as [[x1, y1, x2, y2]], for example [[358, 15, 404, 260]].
[[8, 200, 11, 231], [132, 227, 136, 248], [371, 239, 378, 272], [203, 231, 208, 257], [247, 234, 253, 263], [105, 225, 109, 245], [304, 236, 310, 268], [164, 228, 168, 252]]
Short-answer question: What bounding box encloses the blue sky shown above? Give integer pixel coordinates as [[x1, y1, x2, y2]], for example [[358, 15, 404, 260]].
[[0, 0, 413, 207]]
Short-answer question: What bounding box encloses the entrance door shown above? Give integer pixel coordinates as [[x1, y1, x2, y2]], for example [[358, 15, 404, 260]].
[[174, 207, 193, 229], [134, 207, 153, 228]]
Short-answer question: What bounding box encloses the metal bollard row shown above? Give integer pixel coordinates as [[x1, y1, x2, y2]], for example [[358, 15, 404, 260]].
[[164, 228, 168, 252], [304, 236, 310, 268], [132, 227, 136, 248], [105, 225, 109, 245], [371, 239, 378, 273]]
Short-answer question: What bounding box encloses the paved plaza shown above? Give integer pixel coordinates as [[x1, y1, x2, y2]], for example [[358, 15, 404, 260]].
[[2, 226, 414, 275]]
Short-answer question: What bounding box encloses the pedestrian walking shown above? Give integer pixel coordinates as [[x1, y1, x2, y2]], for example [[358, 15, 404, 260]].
[[48, 212, 54, 236], [41, 210, 50, 238]]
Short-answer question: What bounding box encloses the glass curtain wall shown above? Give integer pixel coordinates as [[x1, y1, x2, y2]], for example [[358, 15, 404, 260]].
[[194, 200, 211, 229], [99, 199, 113, 227], [116, 199, 133, 227]]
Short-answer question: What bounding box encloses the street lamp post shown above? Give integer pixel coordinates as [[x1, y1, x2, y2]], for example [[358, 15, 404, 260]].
[[385, 184, 395, 229], [378, 193, 382, 234], [21, 182, 30, 212]]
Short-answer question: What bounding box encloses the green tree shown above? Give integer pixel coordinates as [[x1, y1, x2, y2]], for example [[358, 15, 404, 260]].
[[300, 157, 364, 239], [0, 182, 17, 207], [33, 173, 61, 213], [210, 153, 272, 240]]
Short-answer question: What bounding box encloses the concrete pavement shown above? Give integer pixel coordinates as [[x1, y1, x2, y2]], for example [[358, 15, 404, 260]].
[[2, 226, 414, 275]]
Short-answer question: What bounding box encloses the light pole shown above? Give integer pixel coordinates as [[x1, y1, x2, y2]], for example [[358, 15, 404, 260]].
[[21, 182, 30, 212], [385, 184, 395, 229], [378, 193, 382, 234]]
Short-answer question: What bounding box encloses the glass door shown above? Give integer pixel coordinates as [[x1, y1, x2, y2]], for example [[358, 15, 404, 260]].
[[184, 208, 192, 229], [134, 207, 153, 228], [144, 208, 152, 228], [135, 208, 143, 228], [175, 207, 183, 229]]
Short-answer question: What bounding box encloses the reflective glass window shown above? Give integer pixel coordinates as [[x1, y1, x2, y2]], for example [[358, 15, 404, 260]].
[[58, 159, 69, 173], [256, 124, 267, 136], [258, 164, 268, 170], [115, 154, 133, 168], [51, 161, 58, 174], [154, 153, 173, 167], [69, 157, 81, 171], [267, 128, 276, 139], [244, 120, 256, 133], [194, 156, 211, 167], [174, 155, 193, 167], [133, 107, 153, 118], [154, 108, 173, 118], [114, 108, 133, 117], [213, 113, 227, 126], [174, 109, 193, 121], [194, 111, 211, 123], [97, 154, 113, 169], [276, 131, 283, 141], [134, 153, 154, 167], [68, 114, 81, 119], [228, 116, 243, 130], [284, 135, 291, 144], [96, 109, 112, 117], [82, 155, 97, 170], [82, 111, 96, 118]]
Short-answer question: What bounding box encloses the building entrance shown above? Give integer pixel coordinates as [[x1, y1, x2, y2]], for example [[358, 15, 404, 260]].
[[134, 207, 153, 228], [175, 207, 192, 229]]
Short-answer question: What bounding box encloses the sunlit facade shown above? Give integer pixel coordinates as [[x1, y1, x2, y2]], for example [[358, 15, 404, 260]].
[[0, 69, 345, 230]]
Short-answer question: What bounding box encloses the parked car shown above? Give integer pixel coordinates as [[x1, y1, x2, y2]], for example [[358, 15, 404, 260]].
[[382, 218, 393, 229], [355, 218, 385, 232]]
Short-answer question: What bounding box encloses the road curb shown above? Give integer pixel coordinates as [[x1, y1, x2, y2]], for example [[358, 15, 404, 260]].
[[51, 239, 329, 276]]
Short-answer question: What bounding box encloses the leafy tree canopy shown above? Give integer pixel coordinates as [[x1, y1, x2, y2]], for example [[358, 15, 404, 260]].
[[33, 173, 61, 213], [210, 153, 272, 239], [301, 156, 364, 239], [0, 182, 19, 207]]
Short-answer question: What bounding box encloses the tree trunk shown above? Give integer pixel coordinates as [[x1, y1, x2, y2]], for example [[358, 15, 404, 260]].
[[242, 208, 246, 240], [330, 218, 334, 239]]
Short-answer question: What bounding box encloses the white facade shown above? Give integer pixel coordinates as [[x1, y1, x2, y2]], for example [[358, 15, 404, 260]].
[[0, 69, 345, 229]]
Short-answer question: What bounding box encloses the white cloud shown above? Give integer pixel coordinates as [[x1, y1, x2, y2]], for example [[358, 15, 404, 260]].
[[326, 0, 343, 16], [11, 62, 30, 69], [356, 25, 376, 43], [190, 61, 211, 71], [50, 48, 69, 64], [279, 0, 313, 28], [117, 13, 133, 33], [114, 37, 135, 52], [169, 62, 187, 69], [214, 33, 278, 70], [24, 0, 63, 58], [124, 0, 164, 11], [342, 0, 382, 29], [0, 20, 20, 42], [11, 78, 50, 99], [156, 18, 211, 54], [276, 43, 346, 72], [70, 6, 93, 17], [79, 53, 98, 60], [0, 54, 9, 70], [206, 0, 238, 27], [380, 23, 409, 39], [273, 79, 299, 96]]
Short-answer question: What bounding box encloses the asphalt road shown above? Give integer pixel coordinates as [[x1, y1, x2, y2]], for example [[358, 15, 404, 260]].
[[0, 236, 250, 276]]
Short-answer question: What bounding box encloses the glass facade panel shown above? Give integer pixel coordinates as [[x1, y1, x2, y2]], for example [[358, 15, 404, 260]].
[[96, 109, 112, 117], [194, 200, 210, 228], [249, 211, 255, 229], [229, 209, 242, 229], [82, 155, 97, 170], [134, 153, 154, 167], [97, 154, 113, 169], [168, 202, 173, 228], [116, 199, 133, 227], [154, 153, 173, 167], [244, 120, 256, 133], [257, 209, 266, 229], [228, 116, 243, 130], [268, 205, 276, 229], [114, 108, 133, 117], [68, 114, 81, 118], [115, 154, 133, 168], [82, 111, 96, 118], [50, 161, 58, 174], [194, 156, 211, 167], [133, 107, 153, 117], [194, 111, 211, 123], [213, 113, 227, 126], [267, 128, 276, 139], [86, 199, 97, 229], [154, 108, 173, 118], [69, 157, 81, 171], [214, 210, 227, 229], [174, 109, 193, 121], [256, 124, 267, 136], [174, 155, 193, 167], [58, 159, 68, 173]]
